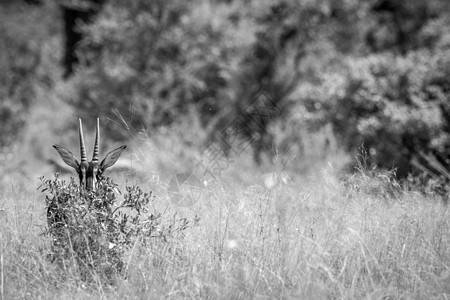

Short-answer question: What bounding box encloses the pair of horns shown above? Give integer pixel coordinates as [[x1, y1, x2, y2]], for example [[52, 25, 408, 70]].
[[79, 118, 100, 163]]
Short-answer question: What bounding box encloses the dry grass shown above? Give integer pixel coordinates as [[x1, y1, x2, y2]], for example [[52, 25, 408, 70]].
[[1, 159, 449, 300]]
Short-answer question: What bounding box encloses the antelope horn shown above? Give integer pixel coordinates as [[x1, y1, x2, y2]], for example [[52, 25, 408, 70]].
[[92, 118, 100, 162], [79, 118, 87, 163]]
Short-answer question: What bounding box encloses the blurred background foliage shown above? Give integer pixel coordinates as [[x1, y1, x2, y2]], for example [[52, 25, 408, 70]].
[[0, 0, 450, 181]]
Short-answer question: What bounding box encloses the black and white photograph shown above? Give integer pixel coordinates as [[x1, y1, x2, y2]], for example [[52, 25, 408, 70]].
[[0, 0, 450, 298]]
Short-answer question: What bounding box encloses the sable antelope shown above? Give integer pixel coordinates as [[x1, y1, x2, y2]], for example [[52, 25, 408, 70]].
[[53, 118, 127, 191]]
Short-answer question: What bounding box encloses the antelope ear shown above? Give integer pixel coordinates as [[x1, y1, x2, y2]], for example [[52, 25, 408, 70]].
[[53, 145, 80, 170], [100, 145, 126, 171]]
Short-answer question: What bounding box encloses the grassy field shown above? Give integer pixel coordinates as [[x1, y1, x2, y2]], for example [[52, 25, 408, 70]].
[[1, 1, 450, 299], [1, 155, 450, 300]]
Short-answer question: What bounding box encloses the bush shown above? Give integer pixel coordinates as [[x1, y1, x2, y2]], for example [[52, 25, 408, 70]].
[[39, 174, 199, 284], [297, 48, 450, 178]]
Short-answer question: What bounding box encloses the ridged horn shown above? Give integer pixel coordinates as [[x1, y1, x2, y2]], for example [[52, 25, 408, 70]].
[[92, 118, 100, 162], [79, 118, 87, 163]]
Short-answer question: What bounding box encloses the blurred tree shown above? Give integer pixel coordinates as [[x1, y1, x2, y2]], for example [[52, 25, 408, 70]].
[[215, 0, 371, 162], [59, 0, 450, 178], [334, 53, 449, 176], [300, 44, 450, 177], [63, 0, 371, 159], [24, 0, 41, 4], [367, 0, 447, 54], [65, 0, 235, 140], [0, 1, 57, 156], [61, 0, 106, 77]]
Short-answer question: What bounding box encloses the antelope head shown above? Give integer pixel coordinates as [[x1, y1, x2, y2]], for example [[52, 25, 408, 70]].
[[53, 118, 127, 191]]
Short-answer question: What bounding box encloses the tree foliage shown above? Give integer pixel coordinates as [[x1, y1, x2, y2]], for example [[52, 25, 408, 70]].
[[0, 1, 56, 153], [2, 0, 450, 177]]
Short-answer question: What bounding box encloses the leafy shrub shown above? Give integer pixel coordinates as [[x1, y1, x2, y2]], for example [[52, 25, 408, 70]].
[[297, 48, 450, 178], [39, 174, 199, 284]]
